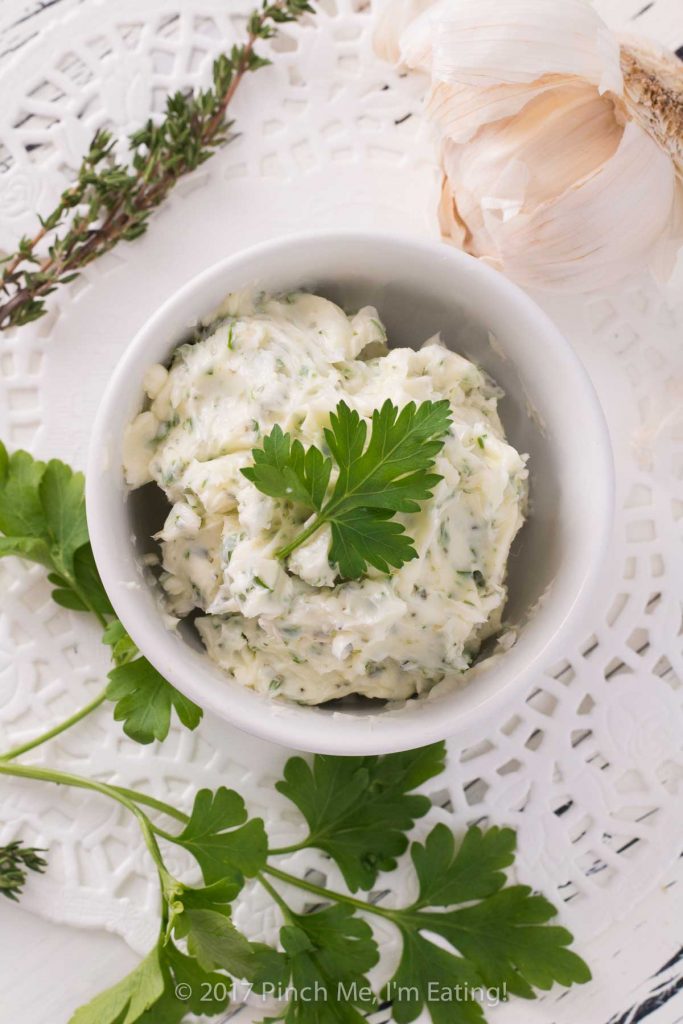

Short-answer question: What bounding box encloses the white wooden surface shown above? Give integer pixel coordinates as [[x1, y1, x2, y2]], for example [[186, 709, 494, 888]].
[[0, 901, 138, 1021]]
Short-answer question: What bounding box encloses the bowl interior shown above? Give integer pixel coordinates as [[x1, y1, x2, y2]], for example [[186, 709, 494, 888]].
[[88, 233, 612, 753]]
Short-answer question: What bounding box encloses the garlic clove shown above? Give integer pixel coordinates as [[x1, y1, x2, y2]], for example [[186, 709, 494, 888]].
[[438, 174, 469, 249], [442, 120, 676, 291], [425, 73, 606, 144], [452, 82, 624, 214]]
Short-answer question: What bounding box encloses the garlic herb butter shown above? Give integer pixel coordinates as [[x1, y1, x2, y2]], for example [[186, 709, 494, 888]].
[[123, 292, 528, 704]]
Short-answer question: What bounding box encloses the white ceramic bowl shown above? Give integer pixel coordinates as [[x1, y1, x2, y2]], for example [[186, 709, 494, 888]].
[[87, 231, 613, 755]]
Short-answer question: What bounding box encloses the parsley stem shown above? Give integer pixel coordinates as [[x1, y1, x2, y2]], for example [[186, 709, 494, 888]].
[[267, 842, 308, 856], [0, 762, 167, 879], [0, 689, 108, 762], [111, 787, 189, 825], [257, 873, 296, 923], [58, 565, 109, 629], [275, 516, 324, 561], [263, 865, 398, 922]]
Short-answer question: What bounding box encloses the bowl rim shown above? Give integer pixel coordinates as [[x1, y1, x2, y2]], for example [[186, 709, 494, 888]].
[[86, 229, 614, 754]]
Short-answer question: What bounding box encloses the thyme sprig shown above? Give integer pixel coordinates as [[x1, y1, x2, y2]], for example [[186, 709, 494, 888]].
[[0, 0, 313, 331], [0, 840, 47, 901]]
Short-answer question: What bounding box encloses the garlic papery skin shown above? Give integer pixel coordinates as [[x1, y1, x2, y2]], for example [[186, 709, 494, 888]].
[[390, 0, 623, 91], [372, 0, 436, 65], [375, 0, 683, 293], [430, 0, 623, 94]]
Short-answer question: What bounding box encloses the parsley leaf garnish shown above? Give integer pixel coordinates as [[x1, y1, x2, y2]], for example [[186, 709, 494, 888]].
[[242, 423, 332, 509], [275, 743, 446, 891], [241, 399, 451, 578]]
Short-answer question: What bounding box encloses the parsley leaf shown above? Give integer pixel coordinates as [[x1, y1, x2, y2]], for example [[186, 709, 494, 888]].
[[0, 534, 51, 568], [324, 399, 451, 514], [275, 743, 446, 891], [0, 444, 48, 540], [328, 505, 419, 578], [58, 544, 114, 616], [0, 441, 203, 746], [172, 787, 268, 884], [383, 823, 591, 1019], [410, 823, 517, 907], [0, 442, 113, 614], [413, 887, 592, 997], [69, 937, 233, 1024], [241, 399, 451, 579], [39, 458, 90, 576], [132, 942, 230, 1023], [102, 618, 138, 662], [179, 908, 256, 977], [255, 904, 379, 1024], [106, 655, 202, 745], [241, 423, 332, 508], [387, 931, 485, 1024], [102, 616, 202, 744], [177, 908, 255, 976], [169, 879, 257, 976], [153, 941, 231, 1020], [69, 944, 165, 1024]]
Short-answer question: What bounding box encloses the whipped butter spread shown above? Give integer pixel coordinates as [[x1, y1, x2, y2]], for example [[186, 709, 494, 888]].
[[123, 292, 528, 704]]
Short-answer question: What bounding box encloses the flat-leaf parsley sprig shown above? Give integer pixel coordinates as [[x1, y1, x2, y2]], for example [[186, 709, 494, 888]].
[[0, 0, 314, 331], [0, 443, 590, 1022], [241, 398, 452, 579], [0, 743, 591, 1024], [0, 441, 202, 748]]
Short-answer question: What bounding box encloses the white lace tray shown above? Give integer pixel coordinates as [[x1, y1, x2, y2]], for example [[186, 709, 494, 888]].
[[0, 1, 681, 1022]]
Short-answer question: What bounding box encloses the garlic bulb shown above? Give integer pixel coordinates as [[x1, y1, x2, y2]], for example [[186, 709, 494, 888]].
[[374, 0, 683, 291]]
